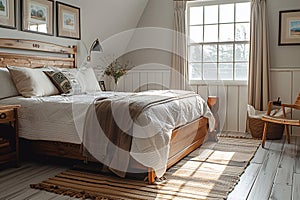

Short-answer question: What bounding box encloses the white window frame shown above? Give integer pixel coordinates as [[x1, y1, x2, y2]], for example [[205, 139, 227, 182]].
[[187, 0, 250, 86]]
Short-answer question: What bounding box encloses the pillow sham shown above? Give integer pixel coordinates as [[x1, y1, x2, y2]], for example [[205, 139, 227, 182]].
[[48, 67, 101, 94], [43, 71, 72, 94], [77, 67, 101, 92], [0, 68, 19, 99], [7, 66, 59, 98]]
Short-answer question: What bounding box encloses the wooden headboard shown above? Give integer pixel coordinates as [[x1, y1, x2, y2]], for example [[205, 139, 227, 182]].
[[0, 38, 77, 68]]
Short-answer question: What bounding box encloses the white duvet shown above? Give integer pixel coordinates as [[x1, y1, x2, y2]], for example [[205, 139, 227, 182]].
[[0, 90, 214, 177]]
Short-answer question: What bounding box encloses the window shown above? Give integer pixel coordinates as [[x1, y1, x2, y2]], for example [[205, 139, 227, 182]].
[[187, 0, 250, 82]]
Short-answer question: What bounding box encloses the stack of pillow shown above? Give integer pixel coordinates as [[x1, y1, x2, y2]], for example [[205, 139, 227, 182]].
[[0, 66, 101, 99]]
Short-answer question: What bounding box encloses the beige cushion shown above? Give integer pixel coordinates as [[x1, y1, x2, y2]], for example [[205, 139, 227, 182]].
[[44, 71, 72, 94], [7, 66, 59, 97], [77, 67, 101, 92], [0, 68, 19, 99]]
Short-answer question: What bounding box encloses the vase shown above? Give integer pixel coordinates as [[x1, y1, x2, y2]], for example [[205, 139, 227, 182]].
[[113, 81, 118, 91]]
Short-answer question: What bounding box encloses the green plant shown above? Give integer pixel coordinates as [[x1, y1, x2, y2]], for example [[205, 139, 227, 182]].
[[104, 58, 130, 84]]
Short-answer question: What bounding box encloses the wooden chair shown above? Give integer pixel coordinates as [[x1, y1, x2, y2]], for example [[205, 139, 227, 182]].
[[261, 93, 300, 148]]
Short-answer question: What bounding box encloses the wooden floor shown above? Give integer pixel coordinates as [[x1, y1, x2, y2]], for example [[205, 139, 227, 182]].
[[0, 135, 299, 200], [228, 135, 300, 200]]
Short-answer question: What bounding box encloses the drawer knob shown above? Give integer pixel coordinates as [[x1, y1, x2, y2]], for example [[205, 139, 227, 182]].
[[0, 113, 6, 119]]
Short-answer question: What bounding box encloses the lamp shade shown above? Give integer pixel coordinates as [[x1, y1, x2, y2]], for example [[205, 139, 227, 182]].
[[90, 39, 103, 52], [87, 38, 103, 61]]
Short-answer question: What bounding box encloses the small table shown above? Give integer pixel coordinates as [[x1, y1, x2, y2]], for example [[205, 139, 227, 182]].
[[0, 105, 20, 167], [207, 96, 219, 141]]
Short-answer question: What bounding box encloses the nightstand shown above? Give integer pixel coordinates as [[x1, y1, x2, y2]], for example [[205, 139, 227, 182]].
[[207, 96, 219, 141], [0, 105, 20, 167]]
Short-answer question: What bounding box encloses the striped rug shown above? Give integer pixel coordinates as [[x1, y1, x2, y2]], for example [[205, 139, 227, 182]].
[[30, 137, 261, 200]]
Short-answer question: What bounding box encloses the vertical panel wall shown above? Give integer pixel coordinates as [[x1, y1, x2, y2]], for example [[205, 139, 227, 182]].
[[270, 68, 300, 136]]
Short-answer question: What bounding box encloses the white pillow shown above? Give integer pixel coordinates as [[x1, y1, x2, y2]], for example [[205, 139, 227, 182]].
[[0, 68, 19, 99], [7, 66, 59, 98], [77, 68, 101, 92]]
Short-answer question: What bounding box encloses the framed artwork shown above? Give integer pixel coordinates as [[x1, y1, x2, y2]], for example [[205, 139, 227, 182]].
[[279, 9, 300, 45], [21, 0, 54, 35], [99, 81, 106, 91], [0, 0, 16, 29], [56, 2, 81, 40]]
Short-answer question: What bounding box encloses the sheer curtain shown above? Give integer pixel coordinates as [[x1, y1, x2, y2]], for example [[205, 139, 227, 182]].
[[171, 0, 187, 90], [248, 0, 270, 111]]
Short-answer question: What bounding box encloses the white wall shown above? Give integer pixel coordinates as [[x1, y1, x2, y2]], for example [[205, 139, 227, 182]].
[[267, 0, 300, 68], [123, 0, 174, 68], [267, 0, 300, 136], [80, 0, 148, 51], [270, 68, 300, 136]]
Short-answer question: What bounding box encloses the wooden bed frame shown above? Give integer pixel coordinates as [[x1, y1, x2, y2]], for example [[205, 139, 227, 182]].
[[0, 38, 209, 184]]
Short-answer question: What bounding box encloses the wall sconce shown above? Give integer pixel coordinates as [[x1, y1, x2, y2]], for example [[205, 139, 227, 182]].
[[87, 38, 103, 62]]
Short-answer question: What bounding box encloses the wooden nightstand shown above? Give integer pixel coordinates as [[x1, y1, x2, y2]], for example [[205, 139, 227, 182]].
[[207, 96, 219, 141], [0, 105, 20, 167]]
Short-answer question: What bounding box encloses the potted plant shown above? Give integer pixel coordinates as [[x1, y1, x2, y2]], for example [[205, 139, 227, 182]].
[[104, 58, 130, 91]]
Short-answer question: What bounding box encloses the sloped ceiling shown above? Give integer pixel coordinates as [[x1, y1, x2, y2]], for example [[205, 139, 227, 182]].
[[80, 0, 149, 44]]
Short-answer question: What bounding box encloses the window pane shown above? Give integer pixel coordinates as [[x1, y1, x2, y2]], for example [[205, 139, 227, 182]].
[[187, 1, 250, 81], [220, 4, 234, 23], [219, 24, 234, 41], [190, 26, 203, 43], [236, 2, 250, 22], [219, 44, 233, 62], [219, 63, 233, 80], [204, 5, 218, 24], [235, 44, 249, 61], [203, 63, 217, 80], [203, 45, 217, 62], [189, 45, 202, 62], [189, 63, 202, 80], [204, 25, 218, 42], [236, 23, 250, 41], [190, 7, 203, 25], [235, 63, 248, 80]]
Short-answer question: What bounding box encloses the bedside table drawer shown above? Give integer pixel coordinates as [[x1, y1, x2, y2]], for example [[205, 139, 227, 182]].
[[0, 109, 15, 123]]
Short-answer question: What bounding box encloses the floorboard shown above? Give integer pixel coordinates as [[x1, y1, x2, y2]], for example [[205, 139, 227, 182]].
[[269, 183, 292, 200], [227, 163, 260, 200], [0, 162, 68, 200], [274, 136, 297, 186], [295, 137, 300, 174], [292, 173, 300, 200]]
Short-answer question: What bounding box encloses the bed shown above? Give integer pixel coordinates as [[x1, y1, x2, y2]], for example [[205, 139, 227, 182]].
[[0, 38, 214, 184]]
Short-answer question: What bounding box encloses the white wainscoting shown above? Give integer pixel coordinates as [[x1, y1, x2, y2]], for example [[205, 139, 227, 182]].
[[270, 68, 300, 136], [111, 66, 248, 133]]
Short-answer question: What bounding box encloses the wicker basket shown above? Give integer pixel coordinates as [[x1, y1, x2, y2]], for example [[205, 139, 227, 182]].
[[249, 117, 284, 139]]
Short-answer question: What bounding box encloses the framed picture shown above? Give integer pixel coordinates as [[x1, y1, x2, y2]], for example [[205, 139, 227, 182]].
[[0, 0, 16, 29], [56, 2, 80, 40], [279, 9, 300, 45], [99, 81, 106, 91], [21, 0, 54, 35]]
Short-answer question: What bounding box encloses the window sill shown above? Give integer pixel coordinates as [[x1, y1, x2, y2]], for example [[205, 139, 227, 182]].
[[189, 80, 248, 86]]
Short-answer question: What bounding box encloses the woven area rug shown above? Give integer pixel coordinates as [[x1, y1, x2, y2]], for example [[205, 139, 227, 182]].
[[218, 131, 256, 139], [30, 137, 261, 200]]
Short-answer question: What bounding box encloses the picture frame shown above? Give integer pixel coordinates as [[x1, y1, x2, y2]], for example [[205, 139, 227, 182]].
[[279, 9, 300, 45], [56, 2, 81, 40], [21, 0, 54, 35], [0, 0, 16, 29], [99, 81, 106, 91]]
